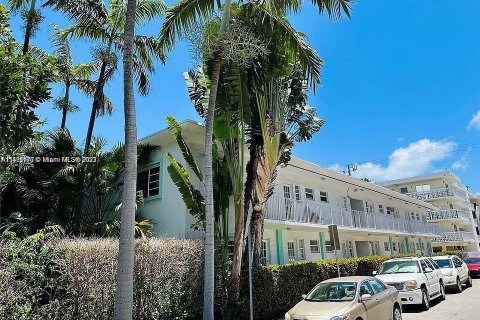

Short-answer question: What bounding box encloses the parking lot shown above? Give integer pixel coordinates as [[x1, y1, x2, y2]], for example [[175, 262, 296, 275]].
[[403, 278, 480, 320]]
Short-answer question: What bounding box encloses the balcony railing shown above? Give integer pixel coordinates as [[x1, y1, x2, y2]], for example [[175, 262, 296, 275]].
[[406, 187, 466, 201], [265, 196, 440, 236], [425, 209, 471, 222], [432, 232, 476, 243]]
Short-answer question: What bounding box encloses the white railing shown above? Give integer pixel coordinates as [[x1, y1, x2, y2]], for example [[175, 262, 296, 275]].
[[265, 196, 440, 236], [432, 232, 476, 243], [406, 187, 466, 201], [425, 209, 471, 222]]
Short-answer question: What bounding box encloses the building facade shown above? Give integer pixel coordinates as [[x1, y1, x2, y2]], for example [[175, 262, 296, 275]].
[[379, 172, 480, 252], [136, 121, 442, 265]]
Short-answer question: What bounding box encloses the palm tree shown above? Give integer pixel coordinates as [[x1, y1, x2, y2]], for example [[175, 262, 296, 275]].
[[113, 0, 137, 317], [8, 0, 43, 54], [51, 26, 109, 130], [45, 0, 165, 155]]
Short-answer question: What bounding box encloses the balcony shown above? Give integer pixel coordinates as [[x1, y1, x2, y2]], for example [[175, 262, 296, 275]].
[[405, 187, 466, 202], [265, 196, 440, 236], [425, 209, 471, 223], [432, 232, 476, 243]]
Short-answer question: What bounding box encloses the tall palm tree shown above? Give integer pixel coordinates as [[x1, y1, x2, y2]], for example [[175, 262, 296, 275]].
[[113, 0, 137, 317], [8, 0, 43, 54], [45, 0, 165, 155], [51, 27, 109, 130]]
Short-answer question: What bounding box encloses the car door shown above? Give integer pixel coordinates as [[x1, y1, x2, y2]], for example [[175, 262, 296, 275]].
[[428, 258, 444, 289], [368, 279, 393, 320], [421, 259, 439, 294], [454, 256, 468, 282], [359, 280, 383, 320]]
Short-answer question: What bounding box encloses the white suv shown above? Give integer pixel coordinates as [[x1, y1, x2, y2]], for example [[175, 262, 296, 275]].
[[432, 255, 472, 292], [374, 257, 445, 310]]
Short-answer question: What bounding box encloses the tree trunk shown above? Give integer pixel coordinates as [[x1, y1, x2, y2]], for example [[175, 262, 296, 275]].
[[113, 0, 137, 319], [203, 51, 222, 320], [61, 83, 70, 130], [22, 0, 36, 55]]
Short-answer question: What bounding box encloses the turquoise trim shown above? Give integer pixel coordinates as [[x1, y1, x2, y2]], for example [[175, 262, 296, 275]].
[[138, 160, 163, 201], [275, 229, 284, 265], [405, 237, 410, 253], [389, 236, 394, 256], [319, 232, 326, 259]]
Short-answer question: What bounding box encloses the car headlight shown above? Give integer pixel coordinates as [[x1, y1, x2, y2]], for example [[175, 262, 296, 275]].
[[404, 280, 418, 291], [445, 271, 453, 277], [330, 315, 350, 320], [285, 312, 292, 320]]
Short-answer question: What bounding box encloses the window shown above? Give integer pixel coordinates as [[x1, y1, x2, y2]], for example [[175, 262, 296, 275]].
[[310, 240, 320, 253], [416, 213, 420, 221], [392, 242, 397, 251], [400, 187, 408, 194], [261, 240, 269, 265], [305, 188, 315, 200], [368, 279, 386, 293], [420, 259, 428, 271], [283, 185, 292, 199], [384, 242, 390, 252], [386, 206, 395, 215], [378, 205, 384, 214], [415, 184, 431, 192], [416, 242, 421, 250], [325, 240, 333, 252], [410, 212, 415, 220], [365, 201, 373, 214], [319, 191, 328, 203], [421, 242, 425, 250], [294, 185, 301, 201], [137, 165, 160, 199], [360, 281, 375, 296], [298, 240, 306, 260], [342, 196, 348, 209], [287, 241, 296, 262]]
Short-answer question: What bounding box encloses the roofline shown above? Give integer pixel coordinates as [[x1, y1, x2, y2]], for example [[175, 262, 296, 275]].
[[287, 157, 438, 210], [377, 171, 460, 187], [138, 119, 203, 143]]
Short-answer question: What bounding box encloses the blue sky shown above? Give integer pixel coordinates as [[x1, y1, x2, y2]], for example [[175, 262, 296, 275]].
[[5, 0, 480, 192]]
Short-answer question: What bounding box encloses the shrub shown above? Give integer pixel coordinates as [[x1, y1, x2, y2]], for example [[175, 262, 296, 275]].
[[432, 250, 464, 258]]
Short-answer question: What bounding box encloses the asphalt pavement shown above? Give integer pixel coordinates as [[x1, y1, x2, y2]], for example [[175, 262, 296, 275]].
[[402, 278, 480, 320]]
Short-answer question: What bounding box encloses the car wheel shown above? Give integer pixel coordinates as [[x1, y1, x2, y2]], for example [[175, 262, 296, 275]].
[[393, 304, 402, 320], [466, 273, 473, 288], [421, 287, 430, 311], [439, 282, 446, 300], [455, 277, 463, 293]]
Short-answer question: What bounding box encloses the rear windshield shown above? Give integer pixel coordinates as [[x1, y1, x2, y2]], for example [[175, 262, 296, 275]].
[[433, 259, 452, 268], [464, 257, 480, 264]]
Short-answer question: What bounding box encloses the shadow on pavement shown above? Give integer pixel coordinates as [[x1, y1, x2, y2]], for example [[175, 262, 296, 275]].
[[402, 285, 474, 314]]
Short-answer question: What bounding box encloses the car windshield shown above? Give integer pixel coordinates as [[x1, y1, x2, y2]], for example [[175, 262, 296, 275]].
[[305, 282, 357, 302], [433, 259, 453, 269], [464, 257, 480, 264], [378, 260, 420, 274]]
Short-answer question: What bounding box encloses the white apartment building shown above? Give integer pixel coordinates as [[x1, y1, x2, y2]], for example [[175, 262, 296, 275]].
[[379, 172, 480, 252], [136, 120, 441, 265]]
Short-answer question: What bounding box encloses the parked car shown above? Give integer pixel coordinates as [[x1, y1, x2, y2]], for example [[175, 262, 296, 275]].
[[374, 257, 445, 310], [464, 256, 480, 278], [432, 255, 472, 292], [285, 276, 401, 320]]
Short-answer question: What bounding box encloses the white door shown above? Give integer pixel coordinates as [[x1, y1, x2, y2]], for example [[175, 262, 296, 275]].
[[287, 241, 296, 262], [283, 185, 293, 219]]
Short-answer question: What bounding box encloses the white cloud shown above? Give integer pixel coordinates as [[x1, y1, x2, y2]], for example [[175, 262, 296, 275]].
[[451, 157, 468, 171], [467, 110, 480, 130], [328, 139, 457, 182]]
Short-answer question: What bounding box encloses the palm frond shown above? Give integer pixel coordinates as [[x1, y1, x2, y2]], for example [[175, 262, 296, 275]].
[[249, 4, 323, 89], [59, 23, 111, 43], [183, 68, 209, 118], [136, 0, 166, 25], [8, 0, 30, 12], [159, 0, 215, 58], [134, 35, 165, 65], [43, 0, 109, 29], [311, 0, 353, 20], [132, 55, 151, 96]]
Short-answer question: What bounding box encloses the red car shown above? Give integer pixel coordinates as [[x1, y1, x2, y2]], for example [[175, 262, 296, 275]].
[[464, 256, 480, 278]]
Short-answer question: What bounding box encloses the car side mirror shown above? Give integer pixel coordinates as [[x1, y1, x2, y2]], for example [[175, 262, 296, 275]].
[[360, 294, 372, 301], [372, 271, 378, 276], [301, 294, 307, 299], [424, 267, 433, 273], [455, 263, 463, 268]]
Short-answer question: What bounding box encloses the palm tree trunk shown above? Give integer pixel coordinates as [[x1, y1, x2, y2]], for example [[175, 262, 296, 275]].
[[22, 0, 36, 55], [83, 60, 108, 155], [61, 83, 70, 130], [113, 0, 137, 319], [203, 50, 222, 320]]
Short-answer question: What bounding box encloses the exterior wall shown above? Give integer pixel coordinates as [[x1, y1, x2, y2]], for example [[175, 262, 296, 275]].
[[137, 141, 205, 239]]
